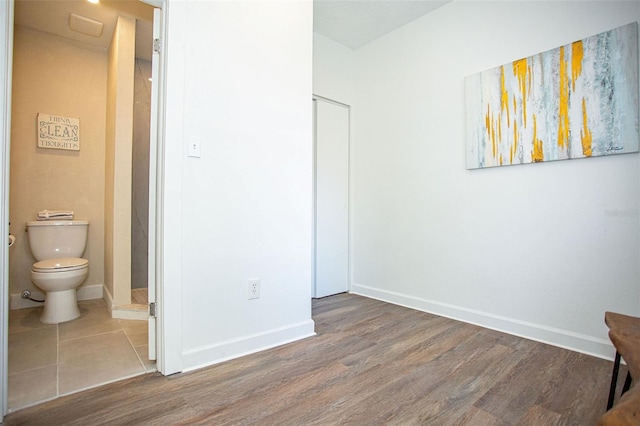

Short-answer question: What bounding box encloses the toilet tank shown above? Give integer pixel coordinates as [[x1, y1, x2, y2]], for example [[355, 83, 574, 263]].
[[26, 220, 89, 261]]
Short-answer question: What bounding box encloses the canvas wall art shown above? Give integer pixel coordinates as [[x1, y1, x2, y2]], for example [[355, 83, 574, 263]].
[[465, 22, 639, 170]]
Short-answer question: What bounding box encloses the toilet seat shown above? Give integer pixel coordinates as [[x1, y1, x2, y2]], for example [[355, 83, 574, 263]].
[[32, 257, 88, 273]]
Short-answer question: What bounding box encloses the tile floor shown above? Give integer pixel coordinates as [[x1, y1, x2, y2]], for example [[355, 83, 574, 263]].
[[7, 297, 155, 412]]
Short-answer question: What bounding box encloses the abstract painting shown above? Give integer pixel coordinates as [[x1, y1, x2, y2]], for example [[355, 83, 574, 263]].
[[465, 22, 639, 169]]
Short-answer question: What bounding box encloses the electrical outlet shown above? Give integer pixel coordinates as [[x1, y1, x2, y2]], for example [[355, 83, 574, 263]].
[[248, 279, 260, 300]]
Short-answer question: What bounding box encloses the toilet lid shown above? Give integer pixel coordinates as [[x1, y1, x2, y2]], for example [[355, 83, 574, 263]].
[[33, 257, 88, 273]]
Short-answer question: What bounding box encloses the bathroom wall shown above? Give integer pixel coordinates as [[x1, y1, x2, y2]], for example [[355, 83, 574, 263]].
[[131, 58, 151, 290], [104, 15, 135, 307], [9, 26, 106, 301]]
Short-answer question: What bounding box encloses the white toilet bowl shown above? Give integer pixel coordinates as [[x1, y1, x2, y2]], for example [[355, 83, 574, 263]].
[[31, 258, 89, 324], [26, 219, 90, 324]]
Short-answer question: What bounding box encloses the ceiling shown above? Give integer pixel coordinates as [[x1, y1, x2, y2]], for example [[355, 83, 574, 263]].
[[14, 0, 154, 61], [14, 0, 450, 58], [313, 0, 450, 50]]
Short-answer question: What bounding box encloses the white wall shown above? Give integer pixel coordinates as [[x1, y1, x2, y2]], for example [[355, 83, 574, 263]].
[[162, 0, 314, 372], [351, 1, 640, 358], [313, 33, 355, 105]]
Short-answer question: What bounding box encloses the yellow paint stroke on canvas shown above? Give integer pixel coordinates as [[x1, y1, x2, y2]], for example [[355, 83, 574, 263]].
[[557, 46, 569, 149], [485, 104, 491, 134], [492, 118, 497, 159], [532, 114, 544, 162], [581, 98, 592, 156], [571, 40, 583, 92], [511, 119, 518, 164], [485, 104, 500, 162], [500, 66, 510, 124], [513, 57, 528, 128]]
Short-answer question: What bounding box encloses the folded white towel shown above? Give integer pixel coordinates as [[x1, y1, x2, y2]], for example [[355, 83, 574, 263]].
[[37, 210, 75, 220]]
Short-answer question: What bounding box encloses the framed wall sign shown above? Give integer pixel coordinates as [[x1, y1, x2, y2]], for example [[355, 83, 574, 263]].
[[37, 113, 80, 151]]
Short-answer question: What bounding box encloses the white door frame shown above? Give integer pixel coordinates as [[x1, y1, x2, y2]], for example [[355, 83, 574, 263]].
[[141, 0, 181, 377], [0, 0, 14, 419], [131, 0, 173, 374], [312, 94, 351, 299], [146, 5, 162, 363]]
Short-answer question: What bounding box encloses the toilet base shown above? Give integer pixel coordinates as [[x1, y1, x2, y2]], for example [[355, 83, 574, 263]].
[[41, 289, 81, 324]]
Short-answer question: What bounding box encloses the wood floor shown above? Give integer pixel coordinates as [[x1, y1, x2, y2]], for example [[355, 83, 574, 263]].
[[3, 293, 621, 425]]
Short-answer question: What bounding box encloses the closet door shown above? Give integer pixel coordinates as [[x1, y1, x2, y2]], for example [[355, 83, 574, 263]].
[[314, 98, 349, 298]]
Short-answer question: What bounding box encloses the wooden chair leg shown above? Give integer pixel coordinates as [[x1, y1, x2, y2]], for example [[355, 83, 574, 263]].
[[607, 351, 621, 410]]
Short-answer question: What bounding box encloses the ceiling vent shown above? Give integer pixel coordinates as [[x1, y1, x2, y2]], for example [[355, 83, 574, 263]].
[[69, 13, 103, 37]]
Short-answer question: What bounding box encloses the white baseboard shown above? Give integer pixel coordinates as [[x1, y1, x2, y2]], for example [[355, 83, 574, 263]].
[[10, 284, 104, 310], [103, 285, 114, 311], [78, 283, 103, 300], [351, 283, 614, 361], [9, 291, 45, 309], [111, 307, 148, 321], [102, 287, 147, 320], [182, 319, 316, 372]]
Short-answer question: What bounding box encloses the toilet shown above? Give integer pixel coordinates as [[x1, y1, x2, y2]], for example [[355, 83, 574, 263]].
[[26, 220, 90, 324]]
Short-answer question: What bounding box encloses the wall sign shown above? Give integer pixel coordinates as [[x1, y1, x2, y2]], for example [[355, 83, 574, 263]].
[[37, 113, 80, 151]]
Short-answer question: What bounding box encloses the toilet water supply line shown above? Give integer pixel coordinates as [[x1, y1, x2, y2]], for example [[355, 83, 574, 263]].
[[8, 225, 43, 302], [21, 290, 45, 303], [9, 226, 44, 302], [15, 222, 45, 302]]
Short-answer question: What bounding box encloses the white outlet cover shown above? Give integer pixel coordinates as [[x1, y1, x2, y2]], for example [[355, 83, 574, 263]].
[[248, 279, 260, 299]]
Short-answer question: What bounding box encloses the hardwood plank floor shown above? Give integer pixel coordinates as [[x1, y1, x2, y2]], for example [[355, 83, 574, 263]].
[[3, 293, 621, 425]]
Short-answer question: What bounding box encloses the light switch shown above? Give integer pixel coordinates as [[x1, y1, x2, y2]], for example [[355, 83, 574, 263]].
[[187, 136, 201, 158]]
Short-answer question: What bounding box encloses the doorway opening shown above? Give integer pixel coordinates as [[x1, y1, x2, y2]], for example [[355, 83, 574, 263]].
[[3, 0, 163, 412], [313, 96, 350, 299]]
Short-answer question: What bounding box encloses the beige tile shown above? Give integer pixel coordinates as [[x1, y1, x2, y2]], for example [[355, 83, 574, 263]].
[[58, 330, 145, 395], [8, 327, 57, 374], [120, 319, 156, 372], [8, 365, 57, 411], [119, 319, 148, 347], [58, 299, 121, 342], [133, 344, 156, 371], [8, 307, 52, 334]]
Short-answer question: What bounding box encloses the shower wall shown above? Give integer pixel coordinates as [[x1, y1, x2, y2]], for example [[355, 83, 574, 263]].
[[131, 58, 151, 290], [104, 15, 135, 307]]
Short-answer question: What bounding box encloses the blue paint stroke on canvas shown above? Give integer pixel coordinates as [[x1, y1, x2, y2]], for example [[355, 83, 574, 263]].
[[465, 22, 639, 169]]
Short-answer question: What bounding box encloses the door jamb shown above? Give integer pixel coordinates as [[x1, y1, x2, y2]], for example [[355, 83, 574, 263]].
[[0, 0, 13, 419], [311, 94, 352, 299]]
